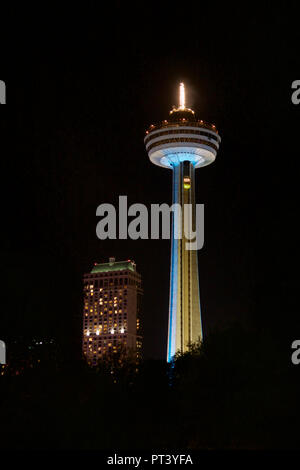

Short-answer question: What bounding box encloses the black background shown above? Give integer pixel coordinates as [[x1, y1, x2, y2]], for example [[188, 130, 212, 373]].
[[1, 2, 299, 360]]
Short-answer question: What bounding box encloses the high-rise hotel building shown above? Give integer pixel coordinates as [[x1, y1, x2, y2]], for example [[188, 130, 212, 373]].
[[82, 258, 143, 366]]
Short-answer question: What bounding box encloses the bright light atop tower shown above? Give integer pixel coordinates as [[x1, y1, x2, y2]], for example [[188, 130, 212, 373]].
[[179, 82, 185, 109], [168, 82, 195, 116]]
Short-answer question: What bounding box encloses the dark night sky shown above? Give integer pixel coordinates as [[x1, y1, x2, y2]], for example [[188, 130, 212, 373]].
[[0, 3, 299, 359]]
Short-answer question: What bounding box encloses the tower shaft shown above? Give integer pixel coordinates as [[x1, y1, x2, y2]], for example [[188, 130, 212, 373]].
[[168, 161, 202, 361]]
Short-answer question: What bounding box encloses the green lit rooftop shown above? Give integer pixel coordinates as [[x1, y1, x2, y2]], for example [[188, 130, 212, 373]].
[[90, 258, 136, 274]]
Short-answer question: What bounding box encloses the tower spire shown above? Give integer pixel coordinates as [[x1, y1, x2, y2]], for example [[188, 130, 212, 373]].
[[169, 82, 195, 116]]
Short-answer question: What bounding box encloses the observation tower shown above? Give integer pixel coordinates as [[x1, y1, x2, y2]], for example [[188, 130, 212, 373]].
[[144, 83, 221, 361]]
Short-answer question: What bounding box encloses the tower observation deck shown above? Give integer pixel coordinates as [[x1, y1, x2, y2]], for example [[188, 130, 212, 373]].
[[144, 83, 221, 361]]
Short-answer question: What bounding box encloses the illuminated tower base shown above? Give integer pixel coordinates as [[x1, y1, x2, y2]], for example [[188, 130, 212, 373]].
[[145, 83, 221, 361]]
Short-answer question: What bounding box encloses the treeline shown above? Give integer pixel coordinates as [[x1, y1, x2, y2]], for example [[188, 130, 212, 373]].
[[0, 324, 299, 450]]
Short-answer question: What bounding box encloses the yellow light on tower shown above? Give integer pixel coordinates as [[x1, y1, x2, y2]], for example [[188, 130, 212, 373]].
[[183, 176, 191, 189], [179, 82, 185, 109]]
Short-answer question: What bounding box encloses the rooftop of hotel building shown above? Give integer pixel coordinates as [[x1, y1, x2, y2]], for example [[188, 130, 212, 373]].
[[90, 258, 136, 274]]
